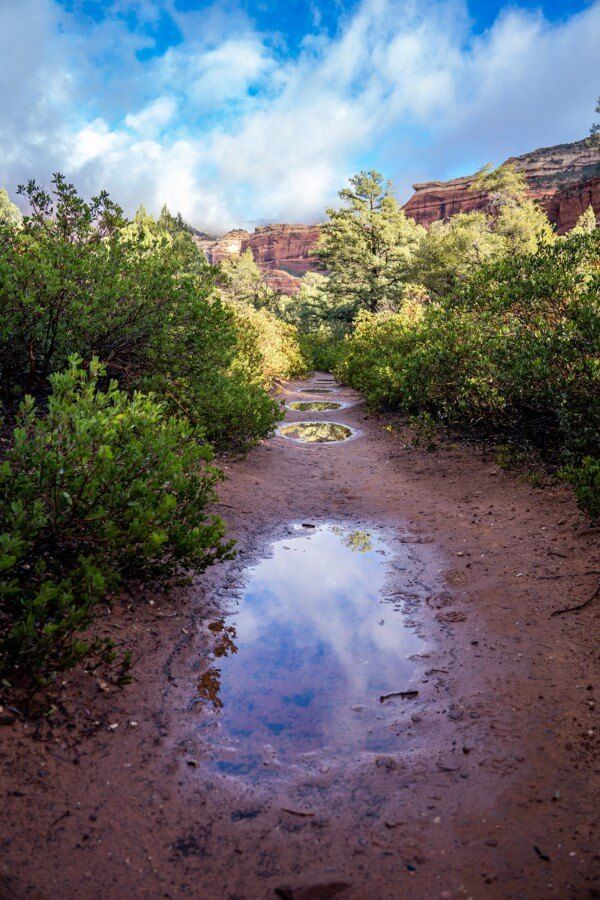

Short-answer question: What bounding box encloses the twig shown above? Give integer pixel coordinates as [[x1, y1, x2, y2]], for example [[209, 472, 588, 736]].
[[380, 689, 419, 702], [48, 810, 71, 830], [550, 584, 600, 618]]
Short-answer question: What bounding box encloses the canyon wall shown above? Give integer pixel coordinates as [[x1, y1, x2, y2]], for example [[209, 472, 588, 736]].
[[242, 224, 322, 276], [403, 138, 600, 233]]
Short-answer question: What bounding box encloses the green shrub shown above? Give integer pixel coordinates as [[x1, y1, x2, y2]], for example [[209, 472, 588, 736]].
[[0, 175, 282, 453], [228, 301, 308, 383], [337, 231, 600, 516], [563, 457, 600, 518], [0, 357, 232, 685]]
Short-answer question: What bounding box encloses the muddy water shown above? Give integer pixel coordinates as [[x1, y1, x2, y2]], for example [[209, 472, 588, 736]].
[[278, 421, 354, 443], [196, 523, 424, 778], [288, 401, 342, 412]]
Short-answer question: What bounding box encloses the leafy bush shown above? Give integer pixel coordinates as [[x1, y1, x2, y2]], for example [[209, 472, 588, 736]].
[[0, 358, 232, 685], [563, 458, 600, 518], [0, 175, 281, 452], [337, 231, 600, 516], [228, 301, 308, 383]]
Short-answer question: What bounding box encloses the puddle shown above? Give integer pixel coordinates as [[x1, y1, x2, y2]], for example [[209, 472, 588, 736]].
[[194, 524, 425, 777], [278, 422, 354, 443], [299, 388, 334, 394], [288, 401, 342, 412]]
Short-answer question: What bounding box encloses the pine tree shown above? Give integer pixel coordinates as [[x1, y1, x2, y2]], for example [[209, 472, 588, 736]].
[[316, 171, 425, 315]]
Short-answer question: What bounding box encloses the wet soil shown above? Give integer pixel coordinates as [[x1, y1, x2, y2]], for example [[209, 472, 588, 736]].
[[1, 373, 599, 899]]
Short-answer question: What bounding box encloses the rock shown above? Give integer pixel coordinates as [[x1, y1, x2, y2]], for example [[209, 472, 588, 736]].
[[243, 224, 322, 277], [197, 224, 322, 295], [196, 229, 249, 263], [402, 138, 600, 234]]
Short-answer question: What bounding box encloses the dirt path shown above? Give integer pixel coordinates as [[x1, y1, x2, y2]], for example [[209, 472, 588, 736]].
[[1, 374, 599, 899]]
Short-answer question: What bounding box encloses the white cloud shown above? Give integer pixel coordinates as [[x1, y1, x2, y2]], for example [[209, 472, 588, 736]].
[[0, 0, 598, 234], [125, 96, 178, 137]]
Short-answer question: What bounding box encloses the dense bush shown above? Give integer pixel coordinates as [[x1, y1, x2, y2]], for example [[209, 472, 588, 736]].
[[0, 358, 232, 685], [228, 301, 308, 384], [337, 230, 600, 515], [0, 176, 293, 688], [0, 176, 281, 451]]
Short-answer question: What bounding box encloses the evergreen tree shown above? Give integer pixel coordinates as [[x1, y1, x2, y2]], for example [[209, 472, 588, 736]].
[[412, 211, 503, 298], [316, 171, 425, 315], [571, 205, 597, 235]]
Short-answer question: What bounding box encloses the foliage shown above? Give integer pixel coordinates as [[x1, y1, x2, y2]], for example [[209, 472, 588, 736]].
[[228, 301, 307, 384], [564, 457, 600, 518], [0, 175, 281, 451], [337, 230, 600, 516], [316, 171, 425, 315], [218, 249, 271, 306], [472, 162, 529, 206], [0, 188, 21, 227], [0, 358, 231, 685], [571, 206, 597, 235]]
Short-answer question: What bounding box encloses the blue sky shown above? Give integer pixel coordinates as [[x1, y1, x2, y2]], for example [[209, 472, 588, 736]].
[[1, 0, 598, 233]]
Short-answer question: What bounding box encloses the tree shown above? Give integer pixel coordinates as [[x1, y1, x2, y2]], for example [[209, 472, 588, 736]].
[[0, 188, 21, 227], [571, 206, 597, 235], [494, 199, 555, 254], [412, 211, 503, 298], [316, 171, 425, 316], [590, 97, 600, 147], [472, 162, 529, 207], [218, 250, 270, 307]]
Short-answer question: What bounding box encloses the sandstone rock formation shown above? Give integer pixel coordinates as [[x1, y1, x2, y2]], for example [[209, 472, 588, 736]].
[[197, 229, 250, 264], [242, 224, 322, 276], [403, 138, 600, 233], [198, 224, 321, 295]]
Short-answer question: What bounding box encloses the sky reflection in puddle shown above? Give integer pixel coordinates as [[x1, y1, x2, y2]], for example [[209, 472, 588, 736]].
[[196, 524, 424, 776], [278, 422, 354, 443], [288, 401, 342, 412]]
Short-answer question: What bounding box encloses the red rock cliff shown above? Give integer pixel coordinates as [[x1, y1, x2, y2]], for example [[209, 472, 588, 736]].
[[403, 138, 600, 233], [241, 224, 322, 276]]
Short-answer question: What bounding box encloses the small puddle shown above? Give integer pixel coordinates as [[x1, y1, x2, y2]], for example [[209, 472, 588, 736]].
[[278, 422, 354, 443], [299, 388, 334, 394], [194, 524, 425, 777], [288, 401, 342, 412]]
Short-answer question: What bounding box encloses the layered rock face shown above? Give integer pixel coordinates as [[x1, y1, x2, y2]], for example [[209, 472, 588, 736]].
[[199, 224, 322, 294], [242, 224, 322, 276], [197, 229, 250, 264], [403, 138, 600, 233]]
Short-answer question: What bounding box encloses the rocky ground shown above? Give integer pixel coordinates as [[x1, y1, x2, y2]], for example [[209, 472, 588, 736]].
[[0, 374, 598, 899]]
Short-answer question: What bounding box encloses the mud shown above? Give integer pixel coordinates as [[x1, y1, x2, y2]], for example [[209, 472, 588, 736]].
[[0, 373, 598, 899]]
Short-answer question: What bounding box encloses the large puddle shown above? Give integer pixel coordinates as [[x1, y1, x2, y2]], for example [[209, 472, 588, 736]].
[[288, 401, 342, 412], [278, 422, 354, 443], [194, 524, 425, 777]]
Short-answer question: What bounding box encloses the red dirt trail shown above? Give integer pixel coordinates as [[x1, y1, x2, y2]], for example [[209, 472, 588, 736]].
[[1, 373, 599, 899]]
